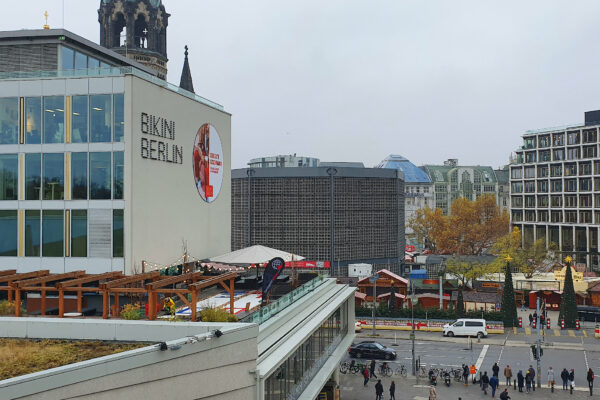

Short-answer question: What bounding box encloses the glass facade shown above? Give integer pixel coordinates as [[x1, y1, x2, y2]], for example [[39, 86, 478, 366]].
[[25, 153, 41, 200], [89, 152, 111, 199], [113, 209, 123, 257], [265, 306, 346, 400], [25, 97, 41, 144], [0, 154, 18, 200], [71, 152, 88, 200], [0, 210, 17, 256], [71, 210, 87, 257], [42, 210, 63, 257], [43, 153, 64, 200], [113, 151, 124, 199], [90, 95, 111, 142], [25, 210, 41, 257], [72, 95, 88, 143], [0, 97, 18, 144], [62, 47, 75, 70], [43, 96, 65, 143], [113, 94, 124, 142]]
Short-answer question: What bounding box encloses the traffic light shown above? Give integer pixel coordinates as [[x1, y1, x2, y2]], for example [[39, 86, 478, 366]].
[[531, 345, 543, 359]]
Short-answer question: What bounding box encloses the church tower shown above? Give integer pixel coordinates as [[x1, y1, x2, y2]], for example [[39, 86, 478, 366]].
[[98, 0, 170, 80]]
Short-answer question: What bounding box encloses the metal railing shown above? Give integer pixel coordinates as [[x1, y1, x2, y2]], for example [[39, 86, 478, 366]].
[[0, 67, 224, 111]]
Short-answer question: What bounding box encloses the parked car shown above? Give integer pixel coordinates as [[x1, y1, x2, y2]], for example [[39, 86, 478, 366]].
[[442, 319, 487, 338], [354, 321, 362, 332], [348, 341, 397, 360]]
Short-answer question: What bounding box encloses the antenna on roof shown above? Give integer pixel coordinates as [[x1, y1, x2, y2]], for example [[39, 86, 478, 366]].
[[43, 10, 50, 30]]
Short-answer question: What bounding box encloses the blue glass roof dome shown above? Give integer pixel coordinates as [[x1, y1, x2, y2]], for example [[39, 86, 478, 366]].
[[376, 154, 431, 183]]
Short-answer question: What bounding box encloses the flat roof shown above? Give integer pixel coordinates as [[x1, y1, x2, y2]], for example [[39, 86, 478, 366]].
[[233, 166, 403, 180]]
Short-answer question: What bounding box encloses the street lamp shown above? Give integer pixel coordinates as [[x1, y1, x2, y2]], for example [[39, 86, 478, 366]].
[[370, 274, 378, 337], [410, 285, 418, 376]]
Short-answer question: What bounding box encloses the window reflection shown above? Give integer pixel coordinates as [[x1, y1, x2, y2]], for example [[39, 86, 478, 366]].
[[0, 210, 17, 256], [42, 210, 63, 257], [25, 210, 40, 257], [0, 98, 18, 144], [113, 94, 124, 142], [43, 153, 64, 200], [25, 153, 41, 200], [90, 95, 111, 142], [0, 154, 18, 200], [71, 96, 88, 143], [89, 152, 111, 199], [62, 47, 74, 70], [43, 96, 65, 143], [71, 210, 87, 257], [113, 209, 123, 257], [71, 152, 88, 200], [113, 152, 123, 199], [25, 97, 41, 144]]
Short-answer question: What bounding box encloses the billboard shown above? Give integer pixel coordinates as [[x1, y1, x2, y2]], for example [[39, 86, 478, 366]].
[[193, 123, 224, 203], [284, 261, 331, 269]]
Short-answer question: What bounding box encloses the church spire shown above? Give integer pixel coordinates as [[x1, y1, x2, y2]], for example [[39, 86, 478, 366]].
[[179, 45, 195, 94]]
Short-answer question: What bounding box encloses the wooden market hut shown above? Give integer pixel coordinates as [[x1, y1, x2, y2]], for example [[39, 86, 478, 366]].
[[356, 269, 408, 303]]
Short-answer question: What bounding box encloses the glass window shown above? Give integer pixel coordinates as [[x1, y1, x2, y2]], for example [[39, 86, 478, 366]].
[[25, 210, 40, 257], [90, 95, 111, 142], [0, 210, 17, 256], [113, 209, 123, 257], [71, 96, 88, 143], [0, 97, 19, 144], [71, 152, 87, 200], [553, 133, 564, 146], [0, 154, 18, 200], [113, 152, 124, 199], [42, 210, 63, 257], [25, 97, 41, 144], [43, 153, 64, 200], [71, 210, 87, 257], [43, 96, 65, 143], [100, 62, 110, 69], [25, 153, 41, 200], [89, 152, 111, 199], [88, 57, 99, 69], [75, 51, 87, 69], [553, 149, 565, 161], [62, 47, 74, 70], [113, 94, 124, 142]]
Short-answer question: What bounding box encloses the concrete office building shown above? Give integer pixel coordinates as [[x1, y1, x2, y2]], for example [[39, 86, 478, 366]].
[[0, 25, 231, 274], [510, 110, 600, 270], [376, 154, 433, 249], [248, 154, 320, 169], [421, 159, 500, 215], [495, 165, 510, 213], [0, 275, 355, 400], [232, 166, 405, 273]]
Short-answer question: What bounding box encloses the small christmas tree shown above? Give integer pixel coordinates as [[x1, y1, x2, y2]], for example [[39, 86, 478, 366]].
[[456, 285, 465, 317], [500, 257, 518, 327], [559, 256, 578, 328]]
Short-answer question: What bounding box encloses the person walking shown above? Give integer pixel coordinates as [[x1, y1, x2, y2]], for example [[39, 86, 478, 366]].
[[517, 370, 524, 392], [389, 380, 396, 400], [482, 371, 490, 395], [547, 366, 555, 388], [429, 384, 437, 400], [363, 366, 370, 387], [375, 379, 384, 400], [525, 370, 532, 393], [499, 388, 511, 400], [370, 360, 378, 379], [569, 369, 575, 394], [463, 364, 470, 386], [504, 365, 513, 386], [490, 374, 499, 398], [529, 313, 533, 326], [493, 362, 500, 378], [587, 368, 594, 396], [562, 368, 570, 390], [528, 365, 536, 391]]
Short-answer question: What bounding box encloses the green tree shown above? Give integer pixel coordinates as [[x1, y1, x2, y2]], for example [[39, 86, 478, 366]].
[[559, 257, 578, 328], [456, 286, 465, 317], [500, 258, 518, 327], [445, 256, 497, 288]]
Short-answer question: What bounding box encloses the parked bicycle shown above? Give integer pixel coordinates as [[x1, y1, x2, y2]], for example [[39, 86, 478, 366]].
[[395, 364, 408, 377], [378, 362, 393, 377]]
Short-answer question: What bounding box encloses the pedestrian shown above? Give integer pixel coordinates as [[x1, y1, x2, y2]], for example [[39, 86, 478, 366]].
[[389, 380, 396, 400], [561, 368, 569, 390], [463, 364, 469, 386], [517, 370, 524, 392], [363, 366, 370, 387], [569, 369, 575, 394], [547, 366, 555, 388], [375, 379, 384, 400], [587, 368, 594, 396], [370, 359, 378, 379], [504, 365, 513, 386], [490, 374, 499, 398], [521, 303, 526, 311], [482, 371, 490, 395], [493, 362, 500, 378], [429, 384, 437, 400], [528, 365, 536, 391], [471, 364, 477, 384], [529, 313, 533, 326], [499, 388, 511, 400], [525, 371, 532, 393]]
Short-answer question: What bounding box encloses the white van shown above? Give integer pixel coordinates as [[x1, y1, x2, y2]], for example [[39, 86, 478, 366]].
[[442, 319, 487, 338]]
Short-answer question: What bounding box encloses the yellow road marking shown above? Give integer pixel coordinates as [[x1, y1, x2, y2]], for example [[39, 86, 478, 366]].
[[569, 330, 575, 337], [583, 330, 588, 337], [525, 327, 531, 335], [513, 327, 517, 334], [554, 329, 560, 336]]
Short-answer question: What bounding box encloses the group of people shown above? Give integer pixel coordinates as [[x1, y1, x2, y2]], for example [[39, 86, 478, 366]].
[[362, 360, 395, 400]]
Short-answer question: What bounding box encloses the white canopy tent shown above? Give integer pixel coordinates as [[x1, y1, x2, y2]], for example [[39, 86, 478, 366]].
[[208, 245, 305, 265]]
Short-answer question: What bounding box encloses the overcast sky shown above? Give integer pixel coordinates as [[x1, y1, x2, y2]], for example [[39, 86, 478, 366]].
[[3, 1, 600, 169]]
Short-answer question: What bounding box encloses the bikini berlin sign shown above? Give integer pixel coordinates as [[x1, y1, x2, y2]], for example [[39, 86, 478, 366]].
[[140, 112, 183, 165]]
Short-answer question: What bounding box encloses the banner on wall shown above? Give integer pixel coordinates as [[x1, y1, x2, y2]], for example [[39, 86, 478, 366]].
[[193, 123, 224, 203], [262, 257, 286, 299]]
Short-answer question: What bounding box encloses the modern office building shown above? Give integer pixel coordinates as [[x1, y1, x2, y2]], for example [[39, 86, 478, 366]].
[[421, 159, 500, 215], [495, 165, 510, 213], [232, 166, 405, 273], [247, 154, 320, 169], [0, 25, 231, 274], [510, 110, 600, 270], [376, 154, 433, 249]]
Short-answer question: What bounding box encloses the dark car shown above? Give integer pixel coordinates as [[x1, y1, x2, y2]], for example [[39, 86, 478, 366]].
[[348, 341, 397, 360]]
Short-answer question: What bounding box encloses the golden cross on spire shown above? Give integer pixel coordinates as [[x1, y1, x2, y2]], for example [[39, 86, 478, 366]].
[[43, 10, 50, 30]]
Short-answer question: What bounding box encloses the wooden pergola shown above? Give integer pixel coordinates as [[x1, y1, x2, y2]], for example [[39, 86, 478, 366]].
[[99, 271, 161, 319], [0, 270, 49, 301], [13, 271, 86, 316], [56, 271, 123, 317]]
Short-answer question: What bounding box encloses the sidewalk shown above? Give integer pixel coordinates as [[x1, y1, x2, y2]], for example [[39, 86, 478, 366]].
[[340, 374, 595, 400]]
